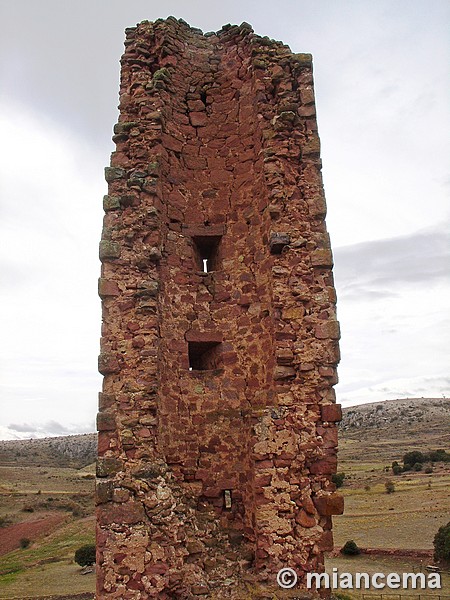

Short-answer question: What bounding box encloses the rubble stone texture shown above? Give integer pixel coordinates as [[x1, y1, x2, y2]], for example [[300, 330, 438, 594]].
[[97, 17, 343, 599]]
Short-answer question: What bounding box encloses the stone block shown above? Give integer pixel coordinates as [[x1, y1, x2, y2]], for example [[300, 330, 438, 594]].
[[98, 353, 121, 375], [274, 365, 296, 380], [135, 280, 158, 298], [190, 112, 208, 127], [96, 457, 122, 478], [99, 240, 121, 261], [291, 53, 312, 67], [104, 166, 126, 182], [97, 499, 145, 525], [295, 509, 316, 528], [318, 530, 334, 551], [98, 278, 120, 297], [321, 403, 342, 422], [315, 320, 340, 340], [96, 412, 116, 432], [282, 306, 305, 320], [311, 248, 333, 267], [103, 195, 121, 211], [185, 331, 223, 344], [96, 480, 113, 504], [276, 348, 294, 365], [309, 456, 337, 475], [98, 393, 115, 411], [308, 195, 327, 218], [313, 492, 344, 516]]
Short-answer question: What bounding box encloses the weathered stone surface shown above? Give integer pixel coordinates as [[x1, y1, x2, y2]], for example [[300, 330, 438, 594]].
[[321, 403, 342, 422], [104, 166, 126, 182], [310, 456, 338, 475], [318, 529, 334, 551], [96, 480, 113, 504], [98, 352, 120, 375], [98, 278, 120, 297], [269, 232, 290, 254], [103, 195, 121, 211], [99, 240, 121, 261], [97, 499, 146, 525], [315, 320, 341, 340], [311, 248, 333, 267], [97, 16, 341, 599], [96, 457, 122, 478], [313, 492, 344, 516], [274, 365, 296, 380]]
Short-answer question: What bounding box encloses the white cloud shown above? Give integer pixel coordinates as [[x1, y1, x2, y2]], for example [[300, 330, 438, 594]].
[[0, 103, 104, 436]]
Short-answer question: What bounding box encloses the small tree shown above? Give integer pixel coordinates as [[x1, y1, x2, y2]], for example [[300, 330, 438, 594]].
[[392, 463, 402, 475], [385, 480, 395, 494], [433, 522, 450, 563], [74, 544, 96, 567], [341, 540, 361, 556], [331, 472, 346, 488], [403, 451, 424, 469]]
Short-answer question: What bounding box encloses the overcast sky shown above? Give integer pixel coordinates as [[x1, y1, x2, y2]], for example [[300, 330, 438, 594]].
[[0, 0, 448, 440]]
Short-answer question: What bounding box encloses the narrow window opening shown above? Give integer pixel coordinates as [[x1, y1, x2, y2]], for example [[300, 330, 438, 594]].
[[188, 341, 222, 371], [192, 235, 221, 273]]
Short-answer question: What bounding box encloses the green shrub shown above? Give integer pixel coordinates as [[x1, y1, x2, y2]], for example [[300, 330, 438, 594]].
[[341, 540, 361, 556], [392, 464, 402, 475], [429, 449, 450, 462], [425, 466, 433, 474], [403, 450, 425, 467], [385, 480, 395, 494], [331, 473, 346, 488], [433, 521, 450, 562], [74, 544, 96, 567], [413, 462, 423, 471], [0, 515, 12, 528], [19, 538, 30, 549]]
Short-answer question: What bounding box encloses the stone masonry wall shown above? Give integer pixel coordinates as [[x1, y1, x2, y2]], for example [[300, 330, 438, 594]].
[[97, 17, 343, 599]]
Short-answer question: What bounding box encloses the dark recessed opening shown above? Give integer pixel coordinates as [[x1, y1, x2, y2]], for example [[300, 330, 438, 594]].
[[192, 235, 221, 273], [188, 340, 222, 370]]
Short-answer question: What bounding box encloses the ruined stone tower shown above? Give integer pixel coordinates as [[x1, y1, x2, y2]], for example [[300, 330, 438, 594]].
[[97, 17, 342, 599]]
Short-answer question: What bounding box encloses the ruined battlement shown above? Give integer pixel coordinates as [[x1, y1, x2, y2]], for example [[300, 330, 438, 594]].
[[96, 17, 342, 599]]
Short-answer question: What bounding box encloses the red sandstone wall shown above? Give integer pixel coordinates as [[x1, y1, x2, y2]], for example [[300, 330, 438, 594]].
[[97, 17, 342, 599]]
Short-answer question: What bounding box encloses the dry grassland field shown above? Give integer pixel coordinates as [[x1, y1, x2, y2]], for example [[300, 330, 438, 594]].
[[0, 398, 448, 599]]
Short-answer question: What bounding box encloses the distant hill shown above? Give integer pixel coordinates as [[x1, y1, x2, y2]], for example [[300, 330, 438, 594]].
[[0, 397, 448, 468], [339, 397, 450, 462], [341, 396, 449, 431], [0, 433, 97, 468]]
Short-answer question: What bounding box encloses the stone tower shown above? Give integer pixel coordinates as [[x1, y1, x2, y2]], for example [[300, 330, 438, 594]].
[[97, 18, 342, 599]]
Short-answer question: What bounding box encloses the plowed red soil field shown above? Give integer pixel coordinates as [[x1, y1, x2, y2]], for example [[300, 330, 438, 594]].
[[0, 513, 66, 556]]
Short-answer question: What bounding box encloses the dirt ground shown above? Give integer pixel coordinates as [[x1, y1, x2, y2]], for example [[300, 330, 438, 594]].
[[0, 513, 67, 557]]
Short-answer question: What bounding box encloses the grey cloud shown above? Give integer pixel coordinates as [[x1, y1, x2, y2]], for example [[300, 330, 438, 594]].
[[8, 420, 69, 434], [8, 422, 36, 433], [43, 420, 71, 435], [7, 419, 90, 438], [333, 222, 450, 299]]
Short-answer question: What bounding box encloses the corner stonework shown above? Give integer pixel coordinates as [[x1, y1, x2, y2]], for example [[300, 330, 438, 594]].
[[97, 17, 342, 599]]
